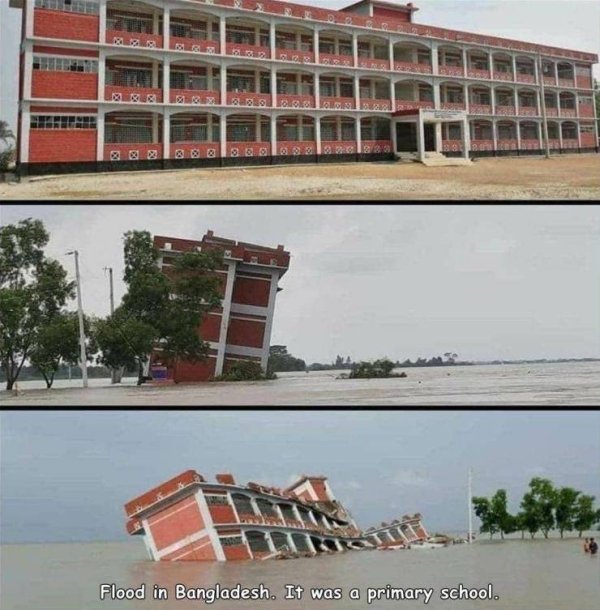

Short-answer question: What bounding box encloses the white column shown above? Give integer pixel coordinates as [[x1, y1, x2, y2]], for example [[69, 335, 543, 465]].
[[271, 68, 277, 107], [22, 44, 33, 101], [305, 535, 317, 553], [462, 116, 470, 159], [163, 60, 170, 105], [575, 92, 580, 118], [511, 55, 517, 83], [313, 29, 319, 62], [254, 25, 260, 47], [255, 114, 261, 143], [516, 120, 522, 150], [98, 0, 107, 43], [270, 21, 276, 58], [97, 50, 106, 103], [221, 65, 227, 105], [314, 73, 320, 108], [152, 60, 159, 89], [390, 78, 395, 111], [490, 85, 496, 115], [254, 69, 260, 95], [215, 260, 237, 375], [25, 0, 34, 38], [265, 532, 276, 553], [260, 269, 280, 369], [19, 105, 30, 164], [270, 115, 277, 159], [433, 79, 441, 109], [352, 33, 358, 67], [554, 62, 558, 87], [96, 107, 105, 161], [298, 115, 303, 141], [391, 119, 397, 152], [163, 110, 170, 160], [514, 86, 520, 115], [355, 116, 361, 154], [152, 113, 159, 142], [153, 10, 160, 37], [354, 74, 360, 110], [435, 122, 442, 152], [417, 113, 425, 161], [462, 48, 468, 77], [533, 55, 539, 84], [220, 17, 226, 54], [558, 120, 563, 148], [286, 534, 298, 553], [492, 120, 497, 150], [315, 116, 322, 154], [389, 40, 394, 70], [576, 121, 581, 147], [220, 114, 227, 157]]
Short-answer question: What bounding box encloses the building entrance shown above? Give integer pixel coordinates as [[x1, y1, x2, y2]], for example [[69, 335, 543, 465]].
[[396, 123, 436, 153]]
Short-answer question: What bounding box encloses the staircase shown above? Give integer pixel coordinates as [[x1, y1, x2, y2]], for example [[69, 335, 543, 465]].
[[395, 151, 472, 166]]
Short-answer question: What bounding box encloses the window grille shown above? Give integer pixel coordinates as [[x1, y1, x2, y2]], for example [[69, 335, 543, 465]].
[[105, 120, 153, 144], [245, 531, 269, 553], [106, 69, 154, 88], [271, 532, 289, 551], [292, 534, 310, 552], [171, 72, 209, 91], [580, 124, 595, 133], [107, 12, 155, 35], [445, 89, 464, 103], [220, 536, 243, 546], [561, 124, 578, 139], [205, 494, 229, 505], [31, 115, 97, 129], [171, 123, 211, 143], [33, 55, 98, 73], [35, 0, 99, 14], [497, 124, 516, 139], [520, 123, 539, 139]]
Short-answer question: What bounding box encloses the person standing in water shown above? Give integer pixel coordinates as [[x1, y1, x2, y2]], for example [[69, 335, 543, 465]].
[[589, 538, 598, 555], [583, 538, 590, 553]]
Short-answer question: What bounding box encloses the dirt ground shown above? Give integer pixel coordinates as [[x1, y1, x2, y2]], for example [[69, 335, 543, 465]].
[[2, 154, 599, 200]]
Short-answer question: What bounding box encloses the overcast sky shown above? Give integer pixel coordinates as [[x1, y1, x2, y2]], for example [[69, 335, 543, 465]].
[[1, 0, 599, 133], [1, 410, 599, 543], [2, 204, 600, 364]]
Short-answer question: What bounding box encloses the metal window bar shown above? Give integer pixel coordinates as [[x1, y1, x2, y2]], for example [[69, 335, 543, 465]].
[[105, 122, 154, 144], [107, 12, 156, 35], [106, 69, 155, 88], [34, 0, 99, 14], [31, 115, 97, 129], [171, 123, 218, 143], [33, 55, 98, 73]]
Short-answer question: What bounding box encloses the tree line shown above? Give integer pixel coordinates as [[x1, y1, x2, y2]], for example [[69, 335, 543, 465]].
[[473, 477, 600, 539]]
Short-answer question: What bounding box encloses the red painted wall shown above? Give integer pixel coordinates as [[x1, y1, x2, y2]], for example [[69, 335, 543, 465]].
[[581, 132, 596, 147], [232, 277, 271, 307], [32, 71, 98, 100], [226, 318, 265, 348], [173, 356, 216, 382], [200, 313, 222, 343], [160, 536, 217, 561], [33, 45, 99, 57], [309, 479, 329, 501], [223, 544, 252, 560], [29, 130, 97, 163], [148, 497, 205, 551], [372, 7, 411, 22], [208, 504, 237, 524], [34, 9, 99, 42]]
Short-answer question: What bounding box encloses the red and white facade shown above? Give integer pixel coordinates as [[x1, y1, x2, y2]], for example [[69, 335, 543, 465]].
[[152, 230, 289, 382], [11, 0, 598, 174], [364, 513, 429, 548], [124, 470, 367, 561]]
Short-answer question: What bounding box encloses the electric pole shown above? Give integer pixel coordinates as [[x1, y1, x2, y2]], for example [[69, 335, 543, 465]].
[[103, 266, 118, 384], [538, 52, 551, 159], [468, 467, 473, 544], [67, 250, 88, 388]]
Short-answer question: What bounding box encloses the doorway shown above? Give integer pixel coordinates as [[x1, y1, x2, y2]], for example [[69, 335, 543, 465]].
[[424, 123, 435, 151], [396, 123, 417, 152]]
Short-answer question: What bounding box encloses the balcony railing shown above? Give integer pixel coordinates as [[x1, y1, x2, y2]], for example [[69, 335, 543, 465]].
[[497, 139, 518, 150], [495, 105, 516, 116], [226, 92, 272, 107], [275, 49, 315, 64], [357, 57, 390, 70], [469, 104, 492, 114], [319, 53, 354, 67], [442, 140, 463, 152], [545, 107, 559, 117], [393, 61, 432, 75], [467, 68, 490, 80], [558, 78, 575, 88], [562, 139, 579, 149], [543, 76, 556, 86], [106, 29, 163, 49], [361, 140, 392, 154], [227, 142, 271, 158], [277, 141, 316, 156], [441, 102, 466, 110], [170, 142, 219, 160], [170, 36, 219, 54], [395, 100, 434, 111], [518, 106, 538, 116], [320, 96, 355, 110], [170, 89, 220, 105], [559, 108, 576, 118], [360, 99, 392, 111], [470, 140, 494, 151], [321, 140, 358, 154], [105, 85, 162, 103], [516, 73, 536, 84], [438, 65, 464, 77], [277, 94, 315, 109], [226, 43, 270, 59], [493, 71, 513, 82], [548, 139, 561, 149], [520, 139, 541, 150], [104, 143, 162, 162]]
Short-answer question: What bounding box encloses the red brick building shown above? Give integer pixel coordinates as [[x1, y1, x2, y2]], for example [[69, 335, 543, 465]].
[[11, 0, 599, 175], [152, 230, 290, 382]]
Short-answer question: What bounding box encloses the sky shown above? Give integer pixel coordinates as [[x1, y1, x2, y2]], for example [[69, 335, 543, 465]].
[[2, 204, 600, 364], [1, 0, 599, 133], [1, 409, 599, 544]]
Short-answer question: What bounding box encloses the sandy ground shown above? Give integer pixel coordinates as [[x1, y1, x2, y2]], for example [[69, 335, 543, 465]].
[[1, 154, 599, 200]]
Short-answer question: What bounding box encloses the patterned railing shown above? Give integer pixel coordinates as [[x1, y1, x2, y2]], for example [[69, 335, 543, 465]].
[[442, 140, 463, 152], [170, 142, 219, 160], [361, 140, 392, 154], [106, 30, 163, 49], [275, 49, 315, 64], [518, 107, 538, 116], [545, 107, 559, 117], [562, 139, 579, 149], [493, 71, 513, 82], [170, 37, 219, 55], [105, 86, 162, 104], [321, 140, 357, 154], [497, 139, 518, 150], [470, 140, 494, 151], [441, 102, 466, 110], [395, 100, 434, 111], [543, 76, 556, 86], [469, 104, 492, 115], [226, 43, 270, 59], [226, 92, 272, 107], [319, 53, 354, 67], [495, 105, 516, 116], [357, 57, 390, 71], [277, 94, 315, 109], [104, 143, 162, 162], [548, 139, 561, 149], [277, 141, 316, 156], [516, 73, 536, 84], [558, 78, 575, 88], [320, 96, 355, 110], [467, 68, 490, 80], [393, 61, 432, 74], [171, 89, 220, 105], [360, 99, 392, 111], [521, 140, 541, 149], [439, 65, 464, 77], [559, 108, 577, 118], [226, 142, 271, 158]]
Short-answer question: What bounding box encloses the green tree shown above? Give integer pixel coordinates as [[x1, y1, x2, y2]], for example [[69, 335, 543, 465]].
[[572, 494, 599, 538], [29, 311, 91, 388], [519, 491, 541, 538], [94, 230, 224, 385], [490, 489, 517, 539], [554, 487, 581, 538], [528, 477, 556, 538], [0, 120, 15, 172], [268, 345, 306, 373], [472, 496, 498, 539], [0, 219, 75, 389]]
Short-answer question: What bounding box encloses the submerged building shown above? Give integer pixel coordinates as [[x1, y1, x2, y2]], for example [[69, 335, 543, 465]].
[[125, 471, 367, 560], [10, 0, 598, 175], [151, 230, 290, 382], [364, 514, 429, 547]]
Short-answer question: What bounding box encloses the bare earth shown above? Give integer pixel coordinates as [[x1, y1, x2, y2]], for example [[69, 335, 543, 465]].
[[2, 154, 599, 200]]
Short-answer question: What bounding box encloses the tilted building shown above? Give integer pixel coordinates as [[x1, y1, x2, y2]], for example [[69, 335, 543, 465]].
[[151, 230, 290, 382], [10, 0, 598, 175]]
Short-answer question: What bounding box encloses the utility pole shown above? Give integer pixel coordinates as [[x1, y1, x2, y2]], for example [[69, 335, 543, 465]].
[[103, 266, 117, 384], [67, 250, 88, 388], [467, 467, 473, 544], [538, 52, 551, 159]]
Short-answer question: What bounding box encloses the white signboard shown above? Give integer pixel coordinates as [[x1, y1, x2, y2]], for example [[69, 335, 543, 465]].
[[421, 110, 467, 121]]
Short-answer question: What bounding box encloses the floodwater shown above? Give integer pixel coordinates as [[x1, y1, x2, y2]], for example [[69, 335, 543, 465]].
[[1, 362, 599, 405], [2, 538, 599, 610]]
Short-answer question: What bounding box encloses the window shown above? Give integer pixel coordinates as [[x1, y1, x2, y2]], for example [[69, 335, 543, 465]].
[[107, 14, 154, 34], [220, 536, 243, 546], [497, 123, 516, 139], [106, 68, 153, 89], [31, 115, 97, 129], [205, 494, 229, 505], [33, 55, 98, 73], [580, 124, 595, 134], [35, 0, 99, 14]]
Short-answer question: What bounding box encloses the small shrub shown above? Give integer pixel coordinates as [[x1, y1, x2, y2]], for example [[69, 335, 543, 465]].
[[348, 358, 407, 379], [213, 360, 276, 381]]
